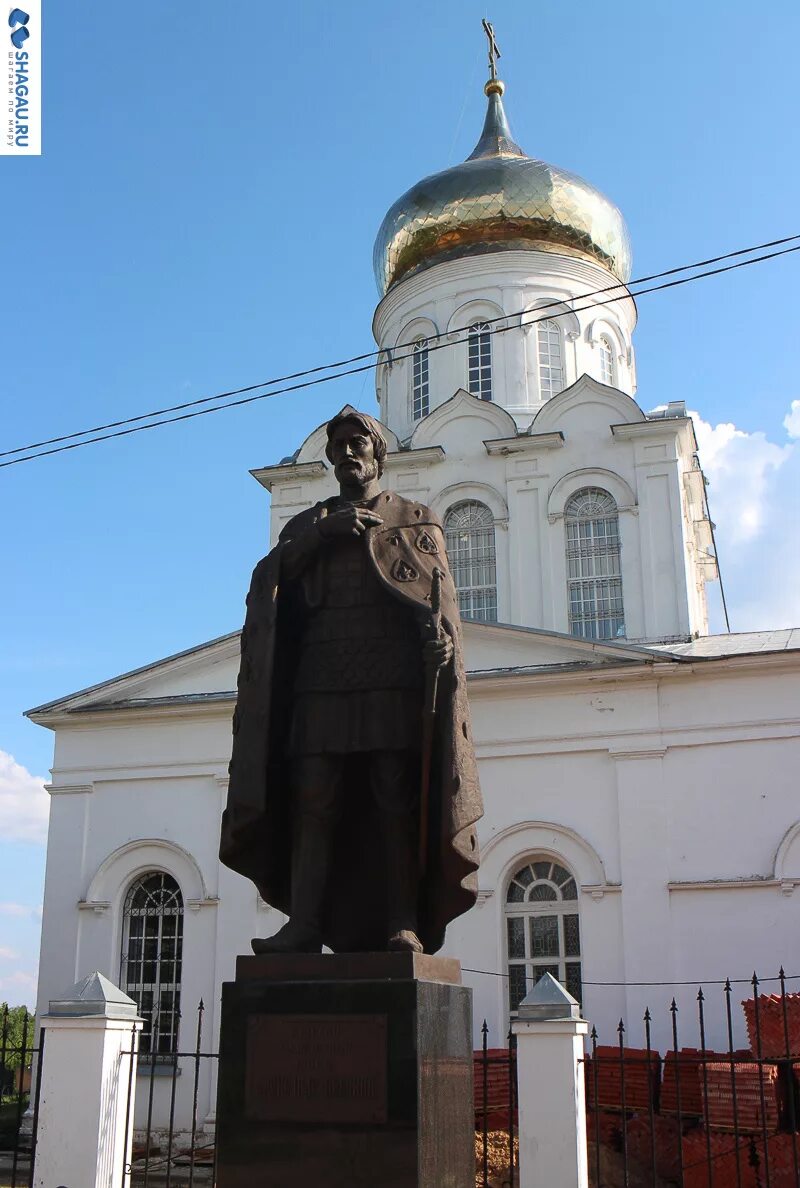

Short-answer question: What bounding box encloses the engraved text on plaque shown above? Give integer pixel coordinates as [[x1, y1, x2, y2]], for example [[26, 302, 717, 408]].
[[245, 1014, 388, 1124]]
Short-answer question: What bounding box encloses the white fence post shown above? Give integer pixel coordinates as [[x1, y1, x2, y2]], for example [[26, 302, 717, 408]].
[[512, 973, 589, 1188], [33, 972, 143, 1188]]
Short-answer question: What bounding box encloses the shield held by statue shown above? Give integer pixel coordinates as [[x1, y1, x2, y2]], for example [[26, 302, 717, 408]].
[[367, 520, 456, 618]]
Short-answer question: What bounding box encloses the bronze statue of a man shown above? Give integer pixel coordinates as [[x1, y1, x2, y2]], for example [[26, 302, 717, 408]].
[[220, 409, 483, 954]]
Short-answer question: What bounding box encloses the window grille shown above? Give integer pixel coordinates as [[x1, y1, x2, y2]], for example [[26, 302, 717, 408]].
[[120, 871, 183, 1058], [412, 338, 430, 420], [598, 336, 614, 385], [537, 319, 564, 400], [444, 500, 497, 622], [505, 857, 582, 1012], [565, 487, 625, 640], [467, 322, 492, 401]]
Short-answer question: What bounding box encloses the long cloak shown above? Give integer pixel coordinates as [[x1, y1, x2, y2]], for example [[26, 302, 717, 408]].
[[219, 491, 483, 954]]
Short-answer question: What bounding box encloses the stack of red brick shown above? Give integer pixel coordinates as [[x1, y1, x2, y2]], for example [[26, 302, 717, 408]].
[[682, 1132, 800, 1188], [473, 1048, 517, 1130], [702, 1061, 780, 1131], [584, 1045, 660, 1111], [660, 1047, 752, 1118], [624, 1114, 682, 1182], [742, 990, 800, 1058], [661, 1049, 706, 1117], [580, 993, 800, 1185]]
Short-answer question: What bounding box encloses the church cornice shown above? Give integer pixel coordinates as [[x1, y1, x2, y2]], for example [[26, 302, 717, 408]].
[[667, 878, 798, 897], [26, 624, 800, 729], [468, 652, 800, 698], [29, 691, 237, 729], [251, 460, 328, 491], [611, 418, 693, 442], [384, 446, 446, 468], [484, 431, 564, 456]]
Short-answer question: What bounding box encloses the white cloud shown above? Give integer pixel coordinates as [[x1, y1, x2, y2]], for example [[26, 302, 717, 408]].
[[0, 968, 38, 1006], [690, 405, 800, 630], [691, 412, 793, 544], [0, 902, 41, 918], [0, 946, 19, 960], [784, 400, 800, 439], [0, 752, 49, 844]]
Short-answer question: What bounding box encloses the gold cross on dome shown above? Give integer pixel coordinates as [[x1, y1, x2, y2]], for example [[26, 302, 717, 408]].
[[482, 18, 501, 81]]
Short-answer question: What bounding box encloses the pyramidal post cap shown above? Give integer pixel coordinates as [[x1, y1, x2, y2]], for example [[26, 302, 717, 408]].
[[47, 970, 140, 1019], [517, 972, 582, 1021]]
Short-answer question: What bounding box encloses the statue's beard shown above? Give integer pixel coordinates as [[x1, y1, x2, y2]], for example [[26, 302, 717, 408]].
[[337, 458, 378, 487]]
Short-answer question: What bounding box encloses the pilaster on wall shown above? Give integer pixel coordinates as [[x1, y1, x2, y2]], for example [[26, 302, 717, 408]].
[[507, 478, 546, 628], [503, 312, 530, 414], [611, 746, 673, 1025], [615, 425, 693, 641]]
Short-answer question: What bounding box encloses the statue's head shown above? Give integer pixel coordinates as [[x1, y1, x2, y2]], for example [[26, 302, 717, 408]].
[[325, 410, 387, 483]]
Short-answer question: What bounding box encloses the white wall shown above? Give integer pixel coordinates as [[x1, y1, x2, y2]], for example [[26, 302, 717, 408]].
[[35, 710, 262, 1136], [34, 644, 800, 1127]]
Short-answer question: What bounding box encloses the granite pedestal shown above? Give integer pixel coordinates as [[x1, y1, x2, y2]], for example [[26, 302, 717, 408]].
[[215, 952, 474, 1188]]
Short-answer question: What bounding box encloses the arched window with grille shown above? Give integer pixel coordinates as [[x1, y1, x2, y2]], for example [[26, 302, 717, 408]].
[[565, 487, 625, 640], [598, 336, 614, 386], [411, 338, 430, 420], [120, 871, 183, 1058], [444, 500, 497, 622], [467, 322, 492, 401], [505, 857, 582, 1012], [537, 319, 563, 400]]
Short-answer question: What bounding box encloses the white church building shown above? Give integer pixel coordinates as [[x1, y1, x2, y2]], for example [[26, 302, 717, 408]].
[[28, 62, 800, 1137]]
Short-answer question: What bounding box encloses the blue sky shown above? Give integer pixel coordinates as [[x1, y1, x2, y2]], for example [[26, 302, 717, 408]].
[[2, 0, 799, 1004]]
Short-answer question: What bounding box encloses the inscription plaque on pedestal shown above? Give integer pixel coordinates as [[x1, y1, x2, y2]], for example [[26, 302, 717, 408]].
[[245, 1014, 388, 1124]]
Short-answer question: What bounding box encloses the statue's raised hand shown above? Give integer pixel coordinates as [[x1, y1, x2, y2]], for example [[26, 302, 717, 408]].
[[318, 506, 384, 538]]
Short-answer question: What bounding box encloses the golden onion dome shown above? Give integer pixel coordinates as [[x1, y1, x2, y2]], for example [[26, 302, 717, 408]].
[[373, 79, 632, 295]]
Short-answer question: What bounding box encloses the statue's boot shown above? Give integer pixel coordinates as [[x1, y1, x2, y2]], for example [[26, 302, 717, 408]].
[[251, 816, 331, 955], [382, 813, 424, 954]]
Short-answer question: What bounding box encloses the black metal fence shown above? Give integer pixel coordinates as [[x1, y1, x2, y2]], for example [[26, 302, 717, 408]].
[[475, 1020, 518, 1188], [121, 999, 218, 1187], [126, 1004, 520, 1188], [584, 969, 800, 1187], [0, 1004, 44, 1188], [14, 976, 794, 1188]]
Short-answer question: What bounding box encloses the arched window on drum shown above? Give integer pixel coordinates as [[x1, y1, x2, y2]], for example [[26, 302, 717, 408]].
[[565, 487, 625, 640], [444, 500, 497, 622], [537, 319, 564, 400], [120, 871, 183, 1058], [467, 322, 493, 401], [505, 857, 582, 1012], [411, 337, 430, 420], [598, 335, 615, 386]]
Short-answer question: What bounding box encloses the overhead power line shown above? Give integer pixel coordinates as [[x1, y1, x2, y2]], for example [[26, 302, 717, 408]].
[[4, 232, 797, 461], [3, 234, 800, 471]]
